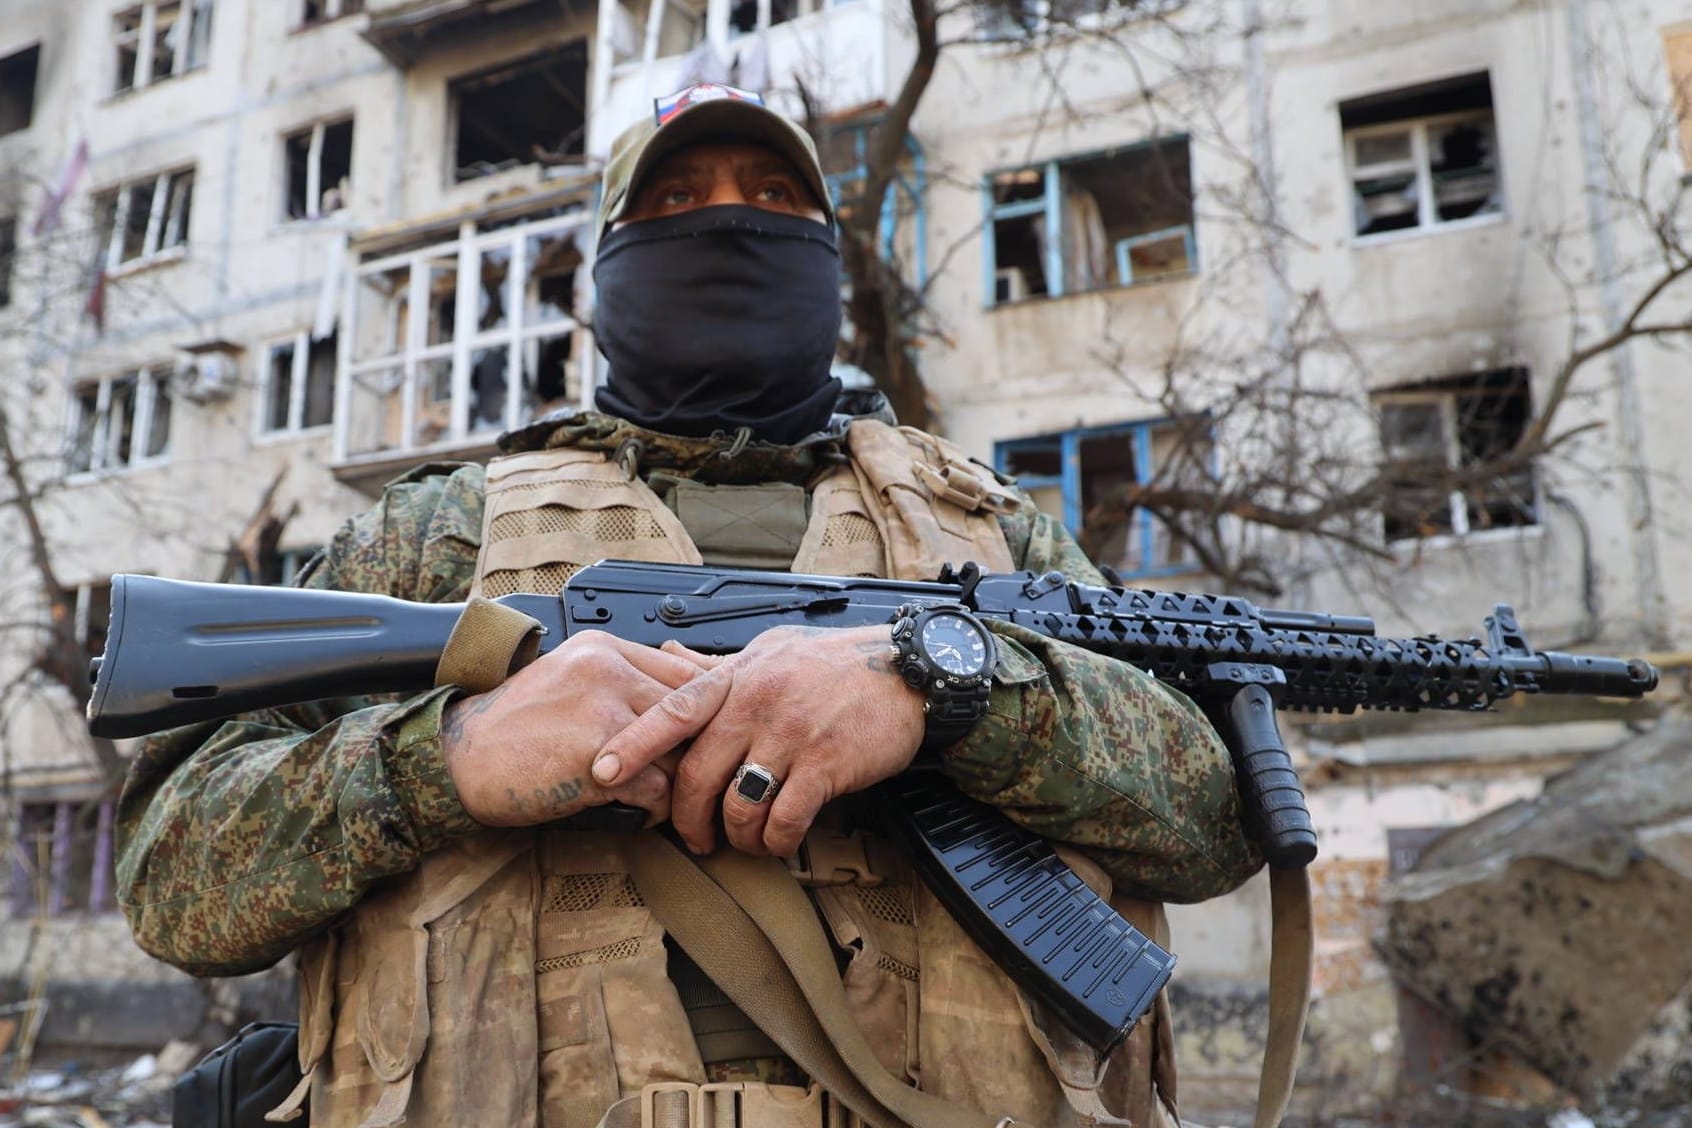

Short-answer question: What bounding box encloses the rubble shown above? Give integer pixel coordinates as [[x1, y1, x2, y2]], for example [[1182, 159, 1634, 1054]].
[[0, 1041, 193, 1128], [1380, 710, 1692, 1118]]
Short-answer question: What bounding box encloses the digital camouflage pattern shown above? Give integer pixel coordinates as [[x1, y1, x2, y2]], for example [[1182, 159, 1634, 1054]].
[[116, 409, 1261, 977]]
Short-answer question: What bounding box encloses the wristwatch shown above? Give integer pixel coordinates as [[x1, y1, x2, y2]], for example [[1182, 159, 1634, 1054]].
[[889, 603, 998, 753]]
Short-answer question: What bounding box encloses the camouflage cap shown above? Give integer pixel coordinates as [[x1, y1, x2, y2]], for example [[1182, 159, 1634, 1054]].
[[597, 83, 834, 233]]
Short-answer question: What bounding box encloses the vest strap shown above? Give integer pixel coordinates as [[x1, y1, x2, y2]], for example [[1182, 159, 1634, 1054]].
[[622, 832, 1009, 1128]]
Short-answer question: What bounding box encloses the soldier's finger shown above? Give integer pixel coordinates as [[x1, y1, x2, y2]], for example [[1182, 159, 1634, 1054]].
[[659, 640, 726, 670], [603, 634, 715, 690], [670, 712, 768, 855], [608, 761, 674, 828], [593, 665, 734, 790], [758, 771, 828, 859], [719, 751, 799, 857]]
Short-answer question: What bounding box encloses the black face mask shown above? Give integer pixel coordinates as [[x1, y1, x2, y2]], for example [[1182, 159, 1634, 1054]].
[[592, 205, 844, 445]]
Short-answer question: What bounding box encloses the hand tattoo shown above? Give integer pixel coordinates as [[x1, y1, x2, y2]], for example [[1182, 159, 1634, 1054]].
[[506, 777, 586, 820], [442, 684, 509, 756]]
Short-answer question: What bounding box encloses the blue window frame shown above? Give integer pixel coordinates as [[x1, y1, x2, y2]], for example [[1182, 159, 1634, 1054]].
[[982, 136, 1194, 306], [995, 419, 1198, 580], [824, 124, 929, 288]]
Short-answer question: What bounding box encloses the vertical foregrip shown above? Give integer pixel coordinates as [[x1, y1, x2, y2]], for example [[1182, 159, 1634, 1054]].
[[1226, 684, 1318, 869]]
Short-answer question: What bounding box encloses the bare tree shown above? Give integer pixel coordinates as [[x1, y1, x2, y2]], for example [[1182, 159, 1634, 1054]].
[[815, 0, 1690, 604]]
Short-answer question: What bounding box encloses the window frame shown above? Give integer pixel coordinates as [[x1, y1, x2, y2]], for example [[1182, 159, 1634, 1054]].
[[281, 116, 354, 223], [64, 365, 174, 477], [95, 167, 195, 273], [1375, 372, 1540, 543], [447, 45, 589, 185], [112, 0, 213, 95], [298, 0, 364, 28], [257, 330, 337, 439], [994, 417, 1201, 582], [981, 137, 1196, 309], [1345, 107, 1504, 244], [336, 209, 591, 463], [0, 43, 41, 137], [9, 795, 118, 917]]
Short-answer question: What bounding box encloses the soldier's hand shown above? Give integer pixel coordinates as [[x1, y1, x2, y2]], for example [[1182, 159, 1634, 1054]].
[[440, 631, 706, 827], [591, 626, 927, 857]]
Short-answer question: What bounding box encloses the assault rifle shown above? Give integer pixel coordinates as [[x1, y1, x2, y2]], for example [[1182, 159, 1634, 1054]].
[[86, 560, 1659, 1054]]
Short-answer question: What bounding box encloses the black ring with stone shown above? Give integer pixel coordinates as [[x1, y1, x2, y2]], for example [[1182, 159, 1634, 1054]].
[[730, 763, 781, 805]]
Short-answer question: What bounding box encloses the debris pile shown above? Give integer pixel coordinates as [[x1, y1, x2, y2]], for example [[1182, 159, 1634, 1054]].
[[0, 1040, 198, 1128]]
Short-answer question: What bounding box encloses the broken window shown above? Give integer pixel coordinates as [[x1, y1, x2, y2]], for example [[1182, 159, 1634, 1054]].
[[93, 168, 194, 269], [262, 332, 337, 434], [300, 0, 363, 27], [284, 118, 354, 221], [9, 798, 117, 916], [1376, 367, 1537, 540], [728, 0, 808, 36], [974, 0, 1179, 40], [65, 366, 173, 475], [450, 45, 588, 182], [986, 137, 1193, 305], [1342, 72, 1500, 238], [996, 419, 1202, 580], [0, 44, 39, 136], [0, 216, 15, 308], [816, 116, 928, 287], [341, 211, 588, 459], [114, 1, 213, 94]]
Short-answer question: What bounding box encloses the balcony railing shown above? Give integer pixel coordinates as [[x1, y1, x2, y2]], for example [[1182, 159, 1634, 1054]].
[[332, 200, 593, 492]]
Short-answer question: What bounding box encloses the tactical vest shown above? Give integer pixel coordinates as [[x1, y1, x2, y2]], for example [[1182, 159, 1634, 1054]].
[[288, 420, 1179, 1128]]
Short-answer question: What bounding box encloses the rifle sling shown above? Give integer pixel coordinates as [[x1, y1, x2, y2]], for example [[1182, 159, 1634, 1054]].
[[621, 832, 1007, 1128], [1256, 867, 1313, 1128]]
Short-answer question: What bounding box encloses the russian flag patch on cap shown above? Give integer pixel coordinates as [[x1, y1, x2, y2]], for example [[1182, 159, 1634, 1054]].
[[654, 83, 766, 126]]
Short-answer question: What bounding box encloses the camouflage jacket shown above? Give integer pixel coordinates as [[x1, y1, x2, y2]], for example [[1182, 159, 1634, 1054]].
[[116, 410, 1262, 976]]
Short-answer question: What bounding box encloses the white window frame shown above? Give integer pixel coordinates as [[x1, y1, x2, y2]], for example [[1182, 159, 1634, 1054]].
[[1376, 382, 1539, 543], [257, 331, 336, 439], [99, 168, 194, 272], [113, 0, 212, 94], [1345, 108, 1502, 243], [336, 210, 591, 464], [64, 367, 173, 477], [283, 118, 352, 223]]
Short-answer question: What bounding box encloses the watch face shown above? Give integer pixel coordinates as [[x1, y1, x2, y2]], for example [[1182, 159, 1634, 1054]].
[[921, 613, 991, 678]]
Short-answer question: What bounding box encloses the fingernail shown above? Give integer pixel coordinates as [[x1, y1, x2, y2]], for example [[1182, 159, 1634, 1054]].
[[592, 754, 620, 783]]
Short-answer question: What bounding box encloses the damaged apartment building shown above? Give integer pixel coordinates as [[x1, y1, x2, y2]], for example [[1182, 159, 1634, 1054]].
[[2, 0, 1691, 1117]]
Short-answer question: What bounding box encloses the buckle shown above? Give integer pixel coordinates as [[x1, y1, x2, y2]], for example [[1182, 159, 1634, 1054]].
[[785, 829, 883, 888], [640, 1081, 698, 1128], [913, 462, 1018, 515], [700, 1082, 834, 1127]]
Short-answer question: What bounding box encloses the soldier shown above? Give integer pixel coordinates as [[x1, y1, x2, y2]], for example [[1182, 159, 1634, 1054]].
[[116, 84, 1262, 1127]]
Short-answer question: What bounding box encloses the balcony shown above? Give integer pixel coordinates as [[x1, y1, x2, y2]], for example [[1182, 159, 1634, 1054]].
[[363, 0, 575, 67], [590, 0, 899, 148], [331, 186, 595, 494]]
